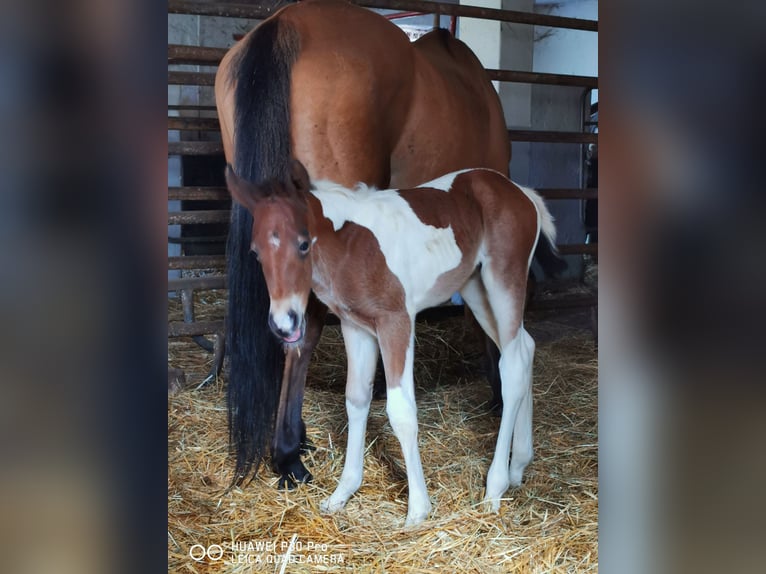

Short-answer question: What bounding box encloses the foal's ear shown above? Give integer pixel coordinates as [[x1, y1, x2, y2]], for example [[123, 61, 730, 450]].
[[225, 164, 257, 211], [289, 159, 311, 193]]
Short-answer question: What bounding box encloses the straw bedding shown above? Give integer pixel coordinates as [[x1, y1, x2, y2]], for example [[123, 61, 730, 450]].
[[168, 289, 597, 573]]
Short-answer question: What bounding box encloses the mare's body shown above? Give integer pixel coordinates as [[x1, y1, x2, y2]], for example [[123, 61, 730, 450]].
[[215, 0, 515, 485]]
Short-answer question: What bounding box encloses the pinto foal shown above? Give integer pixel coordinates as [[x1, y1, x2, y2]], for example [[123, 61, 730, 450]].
[[225, 160, 557, 526]]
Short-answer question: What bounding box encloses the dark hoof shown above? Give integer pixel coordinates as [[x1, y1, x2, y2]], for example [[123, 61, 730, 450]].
[[300, 438, 316, 454], [276, 458, 312, 490]]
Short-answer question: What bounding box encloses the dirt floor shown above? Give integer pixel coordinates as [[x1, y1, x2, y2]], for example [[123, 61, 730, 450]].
[[168, 288, 597, 573]]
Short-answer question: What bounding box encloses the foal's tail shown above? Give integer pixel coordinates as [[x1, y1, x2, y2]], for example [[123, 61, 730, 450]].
[[224, 18, 300, 483], [519, 185, 567, 276]]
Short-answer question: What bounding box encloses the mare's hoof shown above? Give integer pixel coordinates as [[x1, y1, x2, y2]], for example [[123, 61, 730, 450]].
[[276, 458, 313, 490], [300, 438, 316, 454]]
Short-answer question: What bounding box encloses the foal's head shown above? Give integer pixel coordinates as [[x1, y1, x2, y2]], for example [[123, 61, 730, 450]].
[[225, 160, 313, 345]]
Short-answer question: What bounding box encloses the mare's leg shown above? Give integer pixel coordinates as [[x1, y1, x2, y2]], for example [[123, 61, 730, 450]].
[[471, 268, 535, 512], [320, 322, 378, 513], [378, 315, 431, 527], [273, 293, 327, 488], [463, 302, 502, 413], [484, 337, 503, 413], [461, 276, 503, 412]]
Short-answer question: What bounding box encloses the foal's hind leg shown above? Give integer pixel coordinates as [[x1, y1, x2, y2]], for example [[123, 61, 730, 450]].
[[475, 269, 535, 512], [320, 322, 378, 514], [273, 294, 327, 488]]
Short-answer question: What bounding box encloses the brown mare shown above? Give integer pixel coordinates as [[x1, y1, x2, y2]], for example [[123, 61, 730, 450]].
[[215, 0, 559, 487], [225, 160, 556, 525]]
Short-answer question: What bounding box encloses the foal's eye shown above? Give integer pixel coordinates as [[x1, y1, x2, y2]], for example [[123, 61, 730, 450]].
[[298, 240, 310, 254]]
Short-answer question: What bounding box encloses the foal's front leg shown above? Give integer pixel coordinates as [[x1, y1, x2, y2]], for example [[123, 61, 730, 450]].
[[378, 316, 432, 527], [320, 322, 378, 514]]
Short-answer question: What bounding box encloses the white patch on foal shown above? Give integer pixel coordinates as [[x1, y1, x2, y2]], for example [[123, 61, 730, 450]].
[[312, 181, 463, 312], [416, 168, 474, 192]]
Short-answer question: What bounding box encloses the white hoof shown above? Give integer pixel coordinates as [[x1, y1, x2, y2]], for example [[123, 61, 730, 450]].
[[482, 494, 502, 513], [320, 495, 347, 514], [404, 500, 432, 527], [508, 468, 524, 488]]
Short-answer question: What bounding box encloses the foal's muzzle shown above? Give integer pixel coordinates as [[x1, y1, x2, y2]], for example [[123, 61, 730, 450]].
[[268, 310, 305, 344]]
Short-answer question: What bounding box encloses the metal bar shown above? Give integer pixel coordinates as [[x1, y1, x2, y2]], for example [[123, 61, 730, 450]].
[[168, 0, 274, 20], [168, 210, 230, 225], [384, 11, 423, 20], [352, 0, 598, 31], [168, 117, 221, 131], [168, 276, 226, 291], [537, 188, 598, 200], [169, 134, 594, 155], [166, 46, 597, 90], [508, 129, 598, 144], [556, 243, 598, 256], [168, 235, 228, 245], [168, 44, 227, 65], [168, 187, 230, 201], [487, 69, 597, 89], [168, 0, 597, 31], [168, 104, 217, 112], [168, 141, 224, 156], [168, 255, 227, 270], [168, 320, 225, 337], [168, 71, 216, 86]]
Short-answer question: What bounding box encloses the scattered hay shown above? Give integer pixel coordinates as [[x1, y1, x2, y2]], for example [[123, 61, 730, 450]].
[[168, 292, 597, 573]]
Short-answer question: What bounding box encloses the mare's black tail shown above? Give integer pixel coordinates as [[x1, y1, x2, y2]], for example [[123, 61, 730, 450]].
[[225, 18, 300, 483]]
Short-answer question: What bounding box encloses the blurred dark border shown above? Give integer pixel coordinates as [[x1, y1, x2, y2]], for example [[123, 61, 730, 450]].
[[601, 1, 766, 573], [0, 0, 167, 572]]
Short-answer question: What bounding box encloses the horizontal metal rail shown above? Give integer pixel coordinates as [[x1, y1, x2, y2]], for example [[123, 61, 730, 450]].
[[168, 255, 226, 270], [168, 210, 230, 225], [167, 51, 598, 90], [168, 117, 220, 131], [486, 69, 596, 89], [169, 133, 594, 157], [352, 0, 597, 31], [168, 71, 215, 86], [167, 0, 597, 32], [537, 188, 597, 200], [508, 129, 597, 144], [168, 276, 226, 291], [169, 319, 225, 337], [168, 44, 227, 65], [169, 186, 230, 201], [168, 141, 224, 156]]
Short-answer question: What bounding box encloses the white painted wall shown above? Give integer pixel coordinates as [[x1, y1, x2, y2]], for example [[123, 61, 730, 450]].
[[533, 0, 598, 77]]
